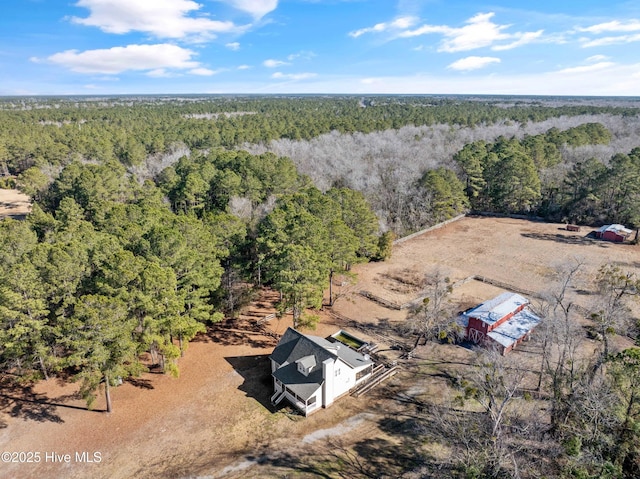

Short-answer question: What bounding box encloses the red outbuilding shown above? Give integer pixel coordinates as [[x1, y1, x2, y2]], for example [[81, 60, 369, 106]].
[[459, 292, 541, 355], [595, 224, 633, 243]]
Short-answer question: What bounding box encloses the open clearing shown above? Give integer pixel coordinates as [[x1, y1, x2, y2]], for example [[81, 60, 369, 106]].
[[0, 189, 31, 219], [1, 216, 639, 478]]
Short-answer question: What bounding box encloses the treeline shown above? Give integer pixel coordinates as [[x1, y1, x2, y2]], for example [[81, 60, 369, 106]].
[[2, 95, 639, 176], [2, 95, 640, 411], [0, 150, 384, 411], [252, 115, 640, 234], [455, 124, 640, 227]]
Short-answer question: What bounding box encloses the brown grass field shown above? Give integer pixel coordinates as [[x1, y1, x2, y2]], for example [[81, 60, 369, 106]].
[[1, 216, 639, 478]]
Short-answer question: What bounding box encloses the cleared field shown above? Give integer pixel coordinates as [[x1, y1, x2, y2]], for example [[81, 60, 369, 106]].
[[0, 188, 31, 219], [334, 215, 640, 325], [1, 216, 638, 479]]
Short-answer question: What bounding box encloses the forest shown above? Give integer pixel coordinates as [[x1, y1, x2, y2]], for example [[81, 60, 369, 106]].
[[1, 95, 640, 477]]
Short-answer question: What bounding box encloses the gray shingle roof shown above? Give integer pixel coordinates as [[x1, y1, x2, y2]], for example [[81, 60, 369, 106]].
[[272, 362, 322, 401], [308, 335, 373, 369], [269, 327, 335, 366], [270, 328, 374, 400]]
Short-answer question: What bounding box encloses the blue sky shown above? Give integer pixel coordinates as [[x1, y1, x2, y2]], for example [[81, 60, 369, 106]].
[[2, 0, 640, 95]]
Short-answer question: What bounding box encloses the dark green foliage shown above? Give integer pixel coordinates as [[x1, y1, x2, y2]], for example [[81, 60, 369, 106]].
[[2, 95, 640, 421], [0, 96, 630, 178], [454, 136, 542, 213], [257, 187, 380, 326], [0, 128, 383, 411], [0, 166, 228, 408], [449, 123, 640, 224], [375, 231, 395, 261], [419, 168, 469, 222], [158, 150, 300, 215]]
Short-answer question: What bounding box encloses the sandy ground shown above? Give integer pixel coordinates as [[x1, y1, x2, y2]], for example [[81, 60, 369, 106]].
[[0, 189, 31, 219], [1, 216, 639, 478], [0, 290, 389, 479], [336, 216, 640, 320]]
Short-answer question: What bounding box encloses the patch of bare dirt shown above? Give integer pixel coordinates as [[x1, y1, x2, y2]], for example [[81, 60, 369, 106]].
[[0, 189, 31, 219], [337, 216, 640, 321]]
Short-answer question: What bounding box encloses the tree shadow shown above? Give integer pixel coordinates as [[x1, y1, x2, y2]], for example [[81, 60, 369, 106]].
[[0, 376, 104, 423], [126, 377, 154, 390], [194, 320, 279, 349], [225, 354, 281, 413], [520, 232, 604, 246]]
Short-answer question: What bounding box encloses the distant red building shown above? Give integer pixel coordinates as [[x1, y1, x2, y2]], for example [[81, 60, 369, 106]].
[[595, 224, 633, 243], [459, 292, 541, 355]]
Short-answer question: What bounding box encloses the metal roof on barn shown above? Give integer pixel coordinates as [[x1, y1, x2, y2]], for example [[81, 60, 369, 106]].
[[461, 292, 529, 326], [597, 224, 633, 235], [487, 308, 541, 348]]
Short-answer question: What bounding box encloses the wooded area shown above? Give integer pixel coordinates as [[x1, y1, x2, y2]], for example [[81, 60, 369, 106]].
[[1, 95, 640, 477]]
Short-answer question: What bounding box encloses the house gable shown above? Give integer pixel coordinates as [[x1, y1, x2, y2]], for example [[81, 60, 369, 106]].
[[270, 327, 374, 415]]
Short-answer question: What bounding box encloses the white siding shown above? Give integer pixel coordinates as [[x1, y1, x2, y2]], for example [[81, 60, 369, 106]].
[[305, 391, 321, 415], [330, 359, 356, 399]]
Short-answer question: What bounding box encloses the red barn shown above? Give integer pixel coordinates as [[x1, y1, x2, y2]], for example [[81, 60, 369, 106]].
[[595, 224, 632, 243], [459, 292, 541, 355]]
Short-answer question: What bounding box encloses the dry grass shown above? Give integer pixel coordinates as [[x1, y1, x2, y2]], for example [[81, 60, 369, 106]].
[[1, 216, 639, 478], [0, 189, 31, 219]]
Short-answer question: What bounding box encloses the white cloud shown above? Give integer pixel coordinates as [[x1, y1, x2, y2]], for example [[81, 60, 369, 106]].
[[72, 0, 239, 39], [287, 50, 316, 61], [577, 19, 640, 34], [237, 64, 251, 70], [576, 18, 640, 48], [349, 16, 418, 38], [45, 44, 200, 74], [146, 68, 179, 78], [398, 12, 542, 53], [189, 67, 219, 76], [556, 61, 616, 74], [271, 72, 317, 80], [448, 56, 501, 71], [225, 0, 278, 19], [226, 42, 241, 50], [492, 30, 543, 51], [581, 33, 640, 47], [263, 59, 290, 68], [586, 55, 609, 62]]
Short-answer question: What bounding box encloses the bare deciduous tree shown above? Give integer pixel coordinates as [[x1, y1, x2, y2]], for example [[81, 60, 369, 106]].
[[589, 264, 638, 379], [406, 268, 459, 348]]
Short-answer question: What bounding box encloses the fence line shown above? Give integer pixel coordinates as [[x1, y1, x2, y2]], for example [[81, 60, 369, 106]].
[[358, 290, 402, 310], [393, 214, 467, 245], [470, 211, 546, 222], [256, 308, 293, 325], [471, 275, 538, 299], [359, 274, 591, 315]]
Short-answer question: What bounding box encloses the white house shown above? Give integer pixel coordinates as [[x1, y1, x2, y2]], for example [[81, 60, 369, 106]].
[[269, 327, 374, 416]]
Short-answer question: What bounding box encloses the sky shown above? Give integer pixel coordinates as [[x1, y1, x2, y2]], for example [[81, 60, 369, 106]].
[[2, 0, 640, 96]]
